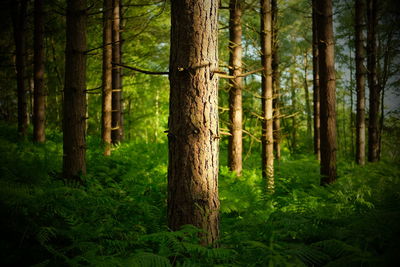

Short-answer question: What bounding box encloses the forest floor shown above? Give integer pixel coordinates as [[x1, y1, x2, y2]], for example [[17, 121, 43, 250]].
[[1, 123, 399, 266]]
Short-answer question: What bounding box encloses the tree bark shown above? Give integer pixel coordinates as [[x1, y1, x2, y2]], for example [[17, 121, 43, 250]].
[[102, 0, 112, 155], [33, 0, 46, 143], [316, 0, 337, 185], [312, 0, 320, 161], [272, 0, 281, 161], [11, 0, 28, 137], [260, 0, 274, 191], [303, 53, 312, 140], [355, 0, 366, 165], [168, 0, 220, 246], [228, 0, 243, 175], [367, 0, 380, 162], [111, 0, 123, 143], [63, 0, 87, 181]]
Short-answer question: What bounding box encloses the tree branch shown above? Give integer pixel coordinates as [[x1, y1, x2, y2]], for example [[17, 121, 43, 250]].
[[112, 62, 169, 75]]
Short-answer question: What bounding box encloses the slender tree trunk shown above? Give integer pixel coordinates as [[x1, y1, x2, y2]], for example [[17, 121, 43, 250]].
[[33, 0, 46, 143], [303, 53, 312, 140], [260, 0, 274, 191], [102, 0, 112, 155], [111, 0, 123, 143], [316, 0, 337, 185], [312, 0, 320, 161], [355, 0, 366, 165], [272, 0, 281, 161], [11, 0, 28, 137], [228, 0, 243, 175], [367, 0, 380, 162], [290, 72, 297, 154], [63, 0, 87, 181], [168, 0, 220, 246]]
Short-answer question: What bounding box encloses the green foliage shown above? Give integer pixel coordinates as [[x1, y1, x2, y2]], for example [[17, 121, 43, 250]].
[[1, 121, 400, 266]]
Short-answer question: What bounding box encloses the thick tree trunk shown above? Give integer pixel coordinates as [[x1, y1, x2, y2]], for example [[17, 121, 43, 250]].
[[272, 0, 281, 161], [355, 0, 366, 165], [11, 0, 28, 137], [168, 0, 220, 246], [260, 0, 274, 191], [312, 0, 320, 161], [316, 0, 337, 185], [33, 0, 46, 143], [111, 0, 123, 143], [367, 0, 380, 162], [228, 0, 243, 175], [102, 0, 112, 155], [63, 0, 87, 181]]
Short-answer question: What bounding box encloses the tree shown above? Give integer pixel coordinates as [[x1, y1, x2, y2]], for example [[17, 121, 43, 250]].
[[312, 0, 320, 161], [315, 0, 337, 185], [228, 0, 243, 175], [367, 0, 380, 162], [33, 0, 46, 143], [272, 0, 281, 161], [102, 0, 112, 155], [111, 0, 123, 143], [355, 0, 366, 165], [63, 0, 87, 181], [260, 0, 274, 191], [11, 0, 28, 137], [168, 0, 220, 245]]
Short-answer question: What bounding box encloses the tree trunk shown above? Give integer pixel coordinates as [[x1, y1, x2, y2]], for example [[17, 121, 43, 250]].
[[290, 72, 297, 154], [102, 0, 112, 155], [272, 0, 281, 161], [63, 0, 87, 181], [168, 0, 220, 246], [355, 0, 366, 165], [111, 0, 123, 143], [367, 0, 380, 162], [303, 53, 312, 140], [11, 0, 28, 137], [260, 0, 274, 191], [312, 0, 320, 161], [33, 0, 46, 143], [228, 0, 243, 176], [316, 0, 337, 185]]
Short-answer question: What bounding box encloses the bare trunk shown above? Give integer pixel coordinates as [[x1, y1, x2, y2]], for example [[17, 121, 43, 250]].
[[312, 0, 320, 161], [272, 0, 281, 161], [33, 0, 46, 143], [303, 53, 312, 139], [168, 0, 220, 246], [11, 0, 28, 137], [290, 72, 297, 154], [367, 0, 380, 162], [355, 0, 366, 165], [111, 0, 123, 143], [228, 0, 243, 175], [102, 0, 112, 155], [260, 0, 274, 191], [316, 0, 337, 185], [63, 0, 87, 181]]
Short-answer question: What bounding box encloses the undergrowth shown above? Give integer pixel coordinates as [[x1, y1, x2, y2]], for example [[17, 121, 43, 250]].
[[0, 123, 399, 266]]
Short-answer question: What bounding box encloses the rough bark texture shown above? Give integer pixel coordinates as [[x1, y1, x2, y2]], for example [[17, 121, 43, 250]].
[[367, 0, 380, 162], [63, 0, 87, 181], [33, 0, 46, 143], [272, 0, 281, 161], [168, 0, 220, 246], [316, 0, 337, 185], [228, 0, 243, 175], [102, 0, 112, 155], [312, 0, 320, 161], [260, 0, 274, 191], [355, 0, 366, 165], [111, 0, 123, 143], [11, 0, 28, 137]]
